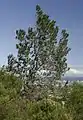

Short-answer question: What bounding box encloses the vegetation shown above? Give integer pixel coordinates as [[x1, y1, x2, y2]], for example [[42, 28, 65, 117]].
[[7, 5, 70, 83], [0, 5, 83, 120], [6, 4, 71, 101], [0, 70, 83, 120], [65, 82, 83, 120]]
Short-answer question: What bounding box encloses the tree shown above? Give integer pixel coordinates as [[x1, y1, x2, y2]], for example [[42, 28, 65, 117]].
[[7, 5, 70, 91]]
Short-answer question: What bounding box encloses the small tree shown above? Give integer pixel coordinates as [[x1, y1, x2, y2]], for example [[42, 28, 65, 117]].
[[7, 5, 70, 93]]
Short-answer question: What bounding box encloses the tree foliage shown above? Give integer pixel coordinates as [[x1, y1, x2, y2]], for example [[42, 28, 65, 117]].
[[1, 4, 83, 120], [7, 5, 70, 85]]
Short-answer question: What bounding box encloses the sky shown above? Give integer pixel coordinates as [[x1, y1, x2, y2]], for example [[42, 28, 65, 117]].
[[0, 0, 83, 76]]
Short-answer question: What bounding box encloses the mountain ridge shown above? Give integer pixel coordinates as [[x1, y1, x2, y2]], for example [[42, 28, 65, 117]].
[[63, 76, 83, 81]]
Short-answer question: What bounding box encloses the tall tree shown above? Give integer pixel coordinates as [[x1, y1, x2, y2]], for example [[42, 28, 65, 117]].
[[7, 5, 71, 87]]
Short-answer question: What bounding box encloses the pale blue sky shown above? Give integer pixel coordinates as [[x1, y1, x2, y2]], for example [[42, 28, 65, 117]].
[[0, 0, 83, 69]]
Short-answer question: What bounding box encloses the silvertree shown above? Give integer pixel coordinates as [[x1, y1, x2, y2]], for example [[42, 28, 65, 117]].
[[7, 5, 71, 88]]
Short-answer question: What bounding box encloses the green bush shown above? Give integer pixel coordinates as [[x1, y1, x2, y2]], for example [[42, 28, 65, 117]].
[[0, 70, 23, 120], [65, 82, 83, 120], [26, 98, 70, 120], [1, 70, 83, 120], [0, 70, 71, 120]]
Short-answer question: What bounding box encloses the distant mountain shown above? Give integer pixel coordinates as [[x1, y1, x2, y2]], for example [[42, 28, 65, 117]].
[[63, 76, 83, 81]]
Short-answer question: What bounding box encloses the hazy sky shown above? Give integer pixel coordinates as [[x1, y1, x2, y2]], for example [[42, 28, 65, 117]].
[[0, 0, 83, 73]]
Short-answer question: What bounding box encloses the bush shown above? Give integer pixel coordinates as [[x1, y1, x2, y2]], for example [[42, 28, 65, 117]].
[[0, 70, 23, 120], [1, 70, 83, 120], [27, 98, 71, 120], [65, 82, 83, 120]]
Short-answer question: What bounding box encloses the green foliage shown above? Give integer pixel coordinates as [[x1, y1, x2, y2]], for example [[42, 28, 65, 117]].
[[0, 70, 71, 120], [0, 71, 22, 98], [0, 70, 22, 120], [27, 99, 70, 120], [7, 5, 70, 86], [0, 69, 83, 120], [2, 5, 83, 120], [65, 82, 83, 120]]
